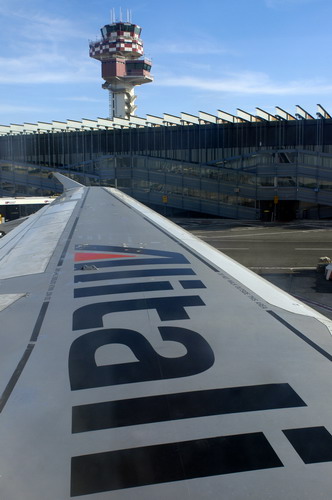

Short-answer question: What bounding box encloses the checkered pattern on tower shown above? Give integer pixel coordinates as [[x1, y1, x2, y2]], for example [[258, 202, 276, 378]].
[[89, 22, 144, 60]]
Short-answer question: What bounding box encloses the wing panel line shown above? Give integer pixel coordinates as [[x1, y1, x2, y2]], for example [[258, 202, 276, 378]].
[[0, 189, 88, 413], [30, 301, 50, 342], [268, 310, 332, 362], [57, 187, 89, 266], [0, 344, 35, 413], [143, 217, 220, 272], [101, 187, 220, 272]]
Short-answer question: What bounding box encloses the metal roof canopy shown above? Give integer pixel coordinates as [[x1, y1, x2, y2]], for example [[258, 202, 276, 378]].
[[145, 114, 164, 126], [163, 113, 182, 125], [256, 108, 278, 121], [275, 107, 296, 121], [237, 109, 263, 123], [218, 110, 245, 123], [199, 111, 218, 124], [317, 104, 331, 119], [180, 112, 200, 125], [0, 105, 330, 136], [295, 105, 314, 120]]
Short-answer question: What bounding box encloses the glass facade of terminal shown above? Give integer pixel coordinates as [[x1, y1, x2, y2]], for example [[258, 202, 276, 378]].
[[1, 117, 332, 219]]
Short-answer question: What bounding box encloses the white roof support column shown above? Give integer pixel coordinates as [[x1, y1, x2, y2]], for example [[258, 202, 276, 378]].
[[181, 112, 200, 125], [199, 111, 217, 124], [295, 105, 314, 120], [217, 110, 245, 123], [317, 104, 331, 119], [81, 119, 99, 130], [0, 125, 11, 135], [52, 121, 68, 131], [237, 109, 263, 122], [129, 116, 147, 127], [9, 124, 26, 135], [37, 122, 53, 132], [256, 108, 278, 121], [23, 123, 39, 134], [113, 117, 132, 128], [146, 115, 164, 126], [96, 118, 115, 129], [275, 107, 296, 120], [163, 113, 182, 125]]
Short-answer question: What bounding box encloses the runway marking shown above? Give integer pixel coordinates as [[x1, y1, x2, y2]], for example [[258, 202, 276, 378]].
[[250, 266, 315, 270], [295, 248, 332, 251], [230, 227, 268, 231], [194, 229, 328, 238], [217, 247, 249, 250]]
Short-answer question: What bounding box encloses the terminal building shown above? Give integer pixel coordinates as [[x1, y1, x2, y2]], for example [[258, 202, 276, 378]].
[[1, 105, 332, 220], [1, 104, 332, 220], [0, 15, 332, 221]]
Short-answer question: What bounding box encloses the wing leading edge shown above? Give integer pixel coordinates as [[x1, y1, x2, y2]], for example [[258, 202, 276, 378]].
[[0, 175, 332, 499]]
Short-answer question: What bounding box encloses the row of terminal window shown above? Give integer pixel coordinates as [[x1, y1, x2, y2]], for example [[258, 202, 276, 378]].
[[101, 24, 141, 37]]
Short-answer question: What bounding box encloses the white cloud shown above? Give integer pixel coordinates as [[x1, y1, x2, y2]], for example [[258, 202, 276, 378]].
[[149, 40, 231, 56], [59, 96, 103, 103], [157, 71, 332, 96], [0, 53, 97, 84], [0, 5, 86, 41], [0, 3, 96, 85], [0, 104, 50, 114]]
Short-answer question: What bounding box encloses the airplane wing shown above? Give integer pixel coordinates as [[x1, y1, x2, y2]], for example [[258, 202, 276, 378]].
[[1, 172, 332, 499]]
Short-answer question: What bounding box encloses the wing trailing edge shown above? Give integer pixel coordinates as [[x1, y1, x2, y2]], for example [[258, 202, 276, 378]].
[[53, 172, 84, 191]]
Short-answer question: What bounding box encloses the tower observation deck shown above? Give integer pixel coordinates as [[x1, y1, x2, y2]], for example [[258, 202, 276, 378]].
[[89, 16, 153, 119]]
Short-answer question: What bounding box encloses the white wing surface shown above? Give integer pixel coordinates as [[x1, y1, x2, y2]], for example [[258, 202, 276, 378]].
[[0, 173, 332, 499]]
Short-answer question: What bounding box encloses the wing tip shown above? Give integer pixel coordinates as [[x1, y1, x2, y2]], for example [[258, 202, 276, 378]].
[[53, 172, 84, 190]]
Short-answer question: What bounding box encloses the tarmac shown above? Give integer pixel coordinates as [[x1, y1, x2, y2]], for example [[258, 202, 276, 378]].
[[173, 219, 332, 321], [1, 217, 332, 320]]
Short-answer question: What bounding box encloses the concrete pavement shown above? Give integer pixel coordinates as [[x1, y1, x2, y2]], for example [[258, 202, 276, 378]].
[[174, 219, 332, 320]]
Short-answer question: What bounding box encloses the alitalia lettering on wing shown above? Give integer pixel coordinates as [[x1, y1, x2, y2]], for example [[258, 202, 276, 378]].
[[70, 245, 214, 391], [69, 245, 319, 497]]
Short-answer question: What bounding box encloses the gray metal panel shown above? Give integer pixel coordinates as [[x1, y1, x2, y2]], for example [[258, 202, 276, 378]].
[[277, 188, 298, 199], [201, 179, 219, 191], [277, 165, 296, 176], [183, 177, 201, 189], [132, 168, 149, 180], [149, 171, 166, 183], [1, 178, 332, 498]]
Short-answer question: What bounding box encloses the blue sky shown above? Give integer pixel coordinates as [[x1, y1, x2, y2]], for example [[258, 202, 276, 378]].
[[0, 0, 332, 124]]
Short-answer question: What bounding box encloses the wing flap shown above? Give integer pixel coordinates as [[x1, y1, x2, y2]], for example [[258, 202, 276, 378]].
[[0, 293, 25, 312], [0, 195, 81, 279]]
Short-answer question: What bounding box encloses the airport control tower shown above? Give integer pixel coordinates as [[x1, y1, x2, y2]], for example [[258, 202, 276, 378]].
[[89, 12, 153, 119]]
